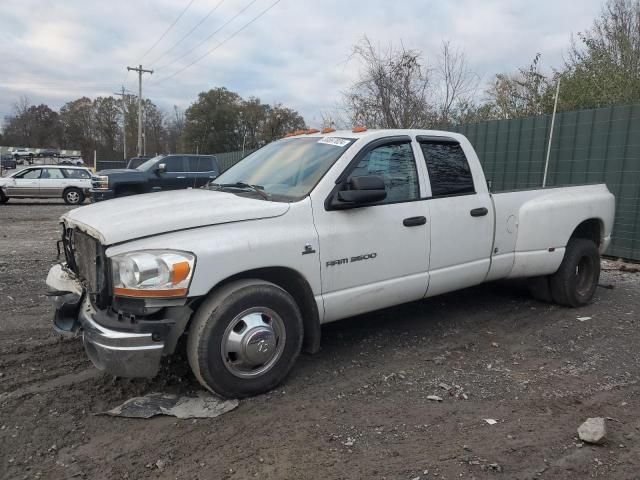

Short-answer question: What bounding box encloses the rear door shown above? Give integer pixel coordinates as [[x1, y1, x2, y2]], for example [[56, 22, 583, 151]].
[[417, 137, 494, 297], [7, 168, 41, 196], [186, 156, 219, 187], [39, 168, 67, 197]]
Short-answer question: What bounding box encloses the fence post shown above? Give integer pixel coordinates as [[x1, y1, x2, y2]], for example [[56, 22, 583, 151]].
[[543, 78, 561, 187]]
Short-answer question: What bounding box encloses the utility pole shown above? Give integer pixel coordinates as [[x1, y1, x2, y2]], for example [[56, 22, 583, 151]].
[[113, 86, 129, 160], [126, 64, 153, 156]]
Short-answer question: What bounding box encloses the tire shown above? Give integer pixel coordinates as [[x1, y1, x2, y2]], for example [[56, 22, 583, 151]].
[[527, 276, 553, 303], [549, 238, 600, 307], [63, 188, 84, 205], [0, 191, 8, 204], [187, 279, 304, 399]]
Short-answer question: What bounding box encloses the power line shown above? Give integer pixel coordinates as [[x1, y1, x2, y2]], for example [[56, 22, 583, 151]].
[[154, 0, 260, 72], [149, 0, 226, 67], [152, 0, 281, 86], [137, 0, 197, 62]]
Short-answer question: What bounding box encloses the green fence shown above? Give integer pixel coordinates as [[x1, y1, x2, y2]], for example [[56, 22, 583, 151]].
[[216, 149, 256, 172], [451, 104, 640, 261]]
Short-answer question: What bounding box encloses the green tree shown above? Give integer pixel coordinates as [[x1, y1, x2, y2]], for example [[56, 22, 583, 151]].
[[93, 97, 120, 152], [561, 0, 640, 109], [59, 97, 95, 160], [183, 87, 243, 153]]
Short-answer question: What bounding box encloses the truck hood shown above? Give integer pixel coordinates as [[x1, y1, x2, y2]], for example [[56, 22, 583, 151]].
[[62, 189, 290, 245]]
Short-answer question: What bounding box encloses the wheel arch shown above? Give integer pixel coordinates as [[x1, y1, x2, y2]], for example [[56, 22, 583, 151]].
[[570, 218, 604, 247], [62, 186, 84, 201], [192, 266, 321, 354], [114, 183, 145, 196]]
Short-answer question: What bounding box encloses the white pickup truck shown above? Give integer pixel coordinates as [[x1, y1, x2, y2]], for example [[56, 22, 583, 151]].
[[46, 129, 615, 398]]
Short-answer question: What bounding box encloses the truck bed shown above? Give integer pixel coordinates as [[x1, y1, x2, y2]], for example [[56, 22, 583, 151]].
[[486, 183, 615, 281]]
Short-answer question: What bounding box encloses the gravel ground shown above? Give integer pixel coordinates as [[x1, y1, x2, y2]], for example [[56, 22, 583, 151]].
[[1, 199, 639, 480]]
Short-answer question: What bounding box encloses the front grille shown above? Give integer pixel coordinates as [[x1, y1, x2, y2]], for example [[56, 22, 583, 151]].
[[74, 230, 98, 292], [61, 225, 109, 307]]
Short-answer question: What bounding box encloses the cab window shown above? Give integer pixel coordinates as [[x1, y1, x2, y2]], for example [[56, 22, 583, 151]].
[[420, 142, 475, 197], [187, 156, 216, 172], [347, 142, 419, 204], [161, 156, 185, 172]]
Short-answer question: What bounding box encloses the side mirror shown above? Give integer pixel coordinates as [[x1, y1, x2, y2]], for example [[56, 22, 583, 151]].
[[156, 163, 166, 174], [336, 175, 387, 205]]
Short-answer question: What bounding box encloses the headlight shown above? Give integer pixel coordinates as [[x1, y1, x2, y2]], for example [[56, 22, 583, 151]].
[[92, 175, 109, 190], [111, 250, 195, 298]]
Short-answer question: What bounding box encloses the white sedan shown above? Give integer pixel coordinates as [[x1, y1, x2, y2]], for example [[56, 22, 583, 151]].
[[0, 165, 92, 205]]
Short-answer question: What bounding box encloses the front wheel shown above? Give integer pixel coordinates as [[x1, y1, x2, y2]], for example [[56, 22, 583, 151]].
[[187, 279, 303, 398], [549, 238, 600, 307], [63, 188, 84, 205]]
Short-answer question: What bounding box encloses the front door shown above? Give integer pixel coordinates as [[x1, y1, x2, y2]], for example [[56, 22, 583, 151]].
[[7, 168, 41, 196], [312, 138, 430, 323], [417, 139, 494, 297], [149, 156, 192, 191]]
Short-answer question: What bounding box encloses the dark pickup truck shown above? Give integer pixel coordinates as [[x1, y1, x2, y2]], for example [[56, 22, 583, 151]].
[[90, 154, 219, 201]]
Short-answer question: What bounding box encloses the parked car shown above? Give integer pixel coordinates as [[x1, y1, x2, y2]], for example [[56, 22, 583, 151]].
[[90, 154, 219, 201], [46, 128, 615, 398], [38, 148, 60, 158], [0, 165, 92, 205], [126, 156, 151, 169], [12, 148, 34, 164], [1, 155, 17, 170], [60, 157, 85, 166]]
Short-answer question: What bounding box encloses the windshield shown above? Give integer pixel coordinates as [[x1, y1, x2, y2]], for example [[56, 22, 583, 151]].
[[212, 137, 355, 201], [136, 154, 166, 171]]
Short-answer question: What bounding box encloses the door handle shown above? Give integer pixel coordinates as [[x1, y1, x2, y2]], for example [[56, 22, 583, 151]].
[[470, 207, 489, 217], [403, 216, 427, 227], [177, 176, 186, 179]]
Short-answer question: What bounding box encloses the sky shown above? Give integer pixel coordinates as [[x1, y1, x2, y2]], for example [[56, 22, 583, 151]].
[[0, 0, 606, 128]]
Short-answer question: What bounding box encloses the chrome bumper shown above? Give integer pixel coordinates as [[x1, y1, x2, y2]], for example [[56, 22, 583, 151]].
[[47, 264, 164, 378], [78, 298, 164, 378]]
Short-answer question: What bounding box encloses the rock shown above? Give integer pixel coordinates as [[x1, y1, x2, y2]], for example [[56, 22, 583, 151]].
[[427, 395, 443, 402], [577, 417, 607, 444]]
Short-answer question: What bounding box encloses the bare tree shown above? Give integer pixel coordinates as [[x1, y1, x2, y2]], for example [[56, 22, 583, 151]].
[[485, 54, 553, 119], [343, 36, 435, 128], [437, 41, 479, 126]]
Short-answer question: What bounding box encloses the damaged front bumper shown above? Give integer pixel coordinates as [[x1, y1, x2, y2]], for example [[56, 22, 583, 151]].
[[46, 264, 189, 378]]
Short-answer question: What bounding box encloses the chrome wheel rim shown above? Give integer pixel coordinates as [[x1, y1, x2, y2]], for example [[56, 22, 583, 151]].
[[67, 191, 79, 203], [221, 307, 286, 378]]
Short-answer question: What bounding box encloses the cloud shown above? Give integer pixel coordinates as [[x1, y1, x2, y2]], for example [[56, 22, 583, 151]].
[[0, 0, 604, 127]]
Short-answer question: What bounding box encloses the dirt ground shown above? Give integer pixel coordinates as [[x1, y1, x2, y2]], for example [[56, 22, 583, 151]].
[[1, 199, 639, 480]]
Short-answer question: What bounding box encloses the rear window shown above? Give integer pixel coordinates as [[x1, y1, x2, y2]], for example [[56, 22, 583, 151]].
[[420, 142, 475, 197], [63, 169, 90, 179]]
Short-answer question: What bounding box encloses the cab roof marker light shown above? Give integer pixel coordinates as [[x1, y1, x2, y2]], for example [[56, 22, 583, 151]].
[[352, 126, 367, 133], [306, 128, 320, 134], [321, 127, 336, 134]]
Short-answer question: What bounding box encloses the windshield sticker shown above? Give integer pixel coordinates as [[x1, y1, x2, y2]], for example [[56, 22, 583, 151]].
[[318, 137, 350, 148]]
